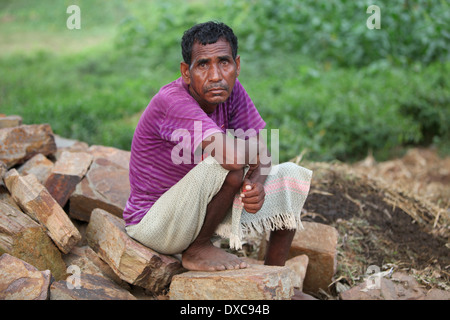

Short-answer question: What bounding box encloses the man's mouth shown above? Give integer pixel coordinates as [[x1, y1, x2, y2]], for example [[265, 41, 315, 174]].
[[204, 85, 228, 94], [209, 88, 226, 93]]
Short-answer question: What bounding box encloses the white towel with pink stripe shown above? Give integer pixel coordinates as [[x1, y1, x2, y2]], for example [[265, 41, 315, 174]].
[[216, 162, 313, 250]]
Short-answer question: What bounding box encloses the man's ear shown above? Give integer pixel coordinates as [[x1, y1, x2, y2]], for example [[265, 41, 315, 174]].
[[180, 61, 191, 85], [235, 55, 241, 77]]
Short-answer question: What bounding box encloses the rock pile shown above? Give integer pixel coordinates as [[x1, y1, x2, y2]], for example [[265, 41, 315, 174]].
[[339, 271, 450, 300], [0, 115, 340, 300]]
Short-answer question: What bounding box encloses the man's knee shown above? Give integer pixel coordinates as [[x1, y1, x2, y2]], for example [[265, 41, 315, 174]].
[[223, 168, 245, 191]]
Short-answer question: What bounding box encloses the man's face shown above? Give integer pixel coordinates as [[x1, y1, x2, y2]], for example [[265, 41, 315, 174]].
[[181, 39, 240, 113]]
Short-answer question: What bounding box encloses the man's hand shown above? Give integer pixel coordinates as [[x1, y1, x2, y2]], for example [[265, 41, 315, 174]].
[[239, 178, 265, 214]]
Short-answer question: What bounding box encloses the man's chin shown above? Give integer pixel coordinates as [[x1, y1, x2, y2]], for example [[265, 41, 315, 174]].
[[211, 98, 226, 105], [206, 93, 229, 105]]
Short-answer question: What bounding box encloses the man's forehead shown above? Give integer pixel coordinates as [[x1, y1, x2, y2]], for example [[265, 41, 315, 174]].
[[191, 39, 232, 60]]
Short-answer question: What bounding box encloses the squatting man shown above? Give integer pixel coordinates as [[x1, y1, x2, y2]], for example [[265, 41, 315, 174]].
[[123, 21, 314, 299]]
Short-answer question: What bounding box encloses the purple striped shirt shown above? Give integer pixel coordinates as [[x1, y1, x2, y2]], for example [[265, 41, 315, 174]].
[[123, 77, 266, 226]]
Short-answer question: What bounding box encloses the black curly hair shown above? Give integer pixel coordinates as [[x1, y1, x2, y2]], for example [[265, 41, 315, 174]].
[[181, 21, 238, 66]]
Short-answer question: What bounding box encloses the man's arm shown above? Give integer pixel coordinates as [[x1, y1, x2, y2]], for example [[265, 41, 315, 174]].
[[200, 132, 261, 171], [201, 132, 271, 213], [239, 138, 271, 213]]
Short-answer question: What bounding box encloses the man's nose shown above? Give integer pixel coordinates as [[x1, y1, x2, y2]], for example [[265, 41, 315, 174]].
[[208, 64, 222, 82]]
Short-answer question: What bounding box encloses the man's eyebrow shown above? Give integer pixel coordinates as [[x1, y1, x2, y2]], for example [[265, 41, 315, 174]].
[[218, 55, 232, 61], [196, 58, 210, 65]]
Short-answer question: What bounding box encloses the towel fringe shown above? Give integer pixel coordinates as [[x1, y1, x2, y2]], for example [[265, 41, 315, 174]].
[[216, 212, 304, 250], [229, 233, 243, 250]]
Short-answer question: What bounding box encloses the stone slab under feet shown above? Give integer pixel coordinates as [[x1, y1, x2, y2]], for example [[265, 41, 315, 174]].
[[169, 264, 296, 300]]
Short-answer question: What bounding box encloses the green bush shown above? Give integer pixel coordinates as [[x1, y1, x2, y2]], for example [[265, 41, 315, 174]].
[[116, 0, 450, 67], [239, 53, 447, 162]]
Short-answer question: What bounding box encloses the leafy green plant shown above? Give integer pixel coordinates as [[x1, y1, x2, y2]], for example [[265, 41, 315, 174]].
[[115, 0, 450, 67]]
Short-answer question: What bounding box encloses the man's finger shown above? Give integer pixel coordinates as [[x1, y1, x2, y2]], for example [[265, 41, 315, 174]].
[[241, 195, 261, 204], [243, 200, 264, 214]]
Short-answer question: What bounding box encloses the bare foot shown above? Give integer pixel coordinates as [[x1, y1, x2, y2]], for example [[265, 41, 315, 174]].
[[182, 241, 248, 271], [291, 289, 318, 300]]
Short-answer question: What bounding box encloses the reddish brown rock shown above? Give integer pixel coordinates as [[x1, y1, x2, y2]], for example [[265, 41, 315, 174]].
[[340, 272, 428, 300], [241, 255, 309, 291], [62, 246, 129, 289], [285, 254, 309, 291], [0, 184, 21, 211], [50, 273, 136, 300], [0, 115, 22, 129], [69, 146, 130, 221], [3, 169, 81, 254], [88, 145, 130, 169], [424, 289, 450, 300], [0, 124, 56, 168], [0, 253, 51, 300], [288, 221, 339, 294], [0, 161, 6, 187], [169, 264, 296, 300], [53, 135, 89, 160], [17, 153, 54, 185], [85, 208, 184, 294], [44, 151, 92, 207], [0, 201, 67, 280]]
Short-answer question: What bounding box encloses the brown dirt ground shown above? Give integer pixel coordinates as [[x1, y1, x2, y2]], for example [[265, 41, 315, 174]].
[[298, 148, 449, 298]]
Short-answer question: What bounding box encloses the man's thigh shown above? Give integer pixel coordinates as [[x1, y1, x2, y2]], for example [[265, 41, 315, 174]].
[[126, 157, 231, 254]]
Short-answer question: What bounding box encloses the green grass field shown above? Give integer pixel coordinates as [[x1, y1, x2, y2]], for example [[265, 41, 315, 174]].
[[1, 0, 449, 162]]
